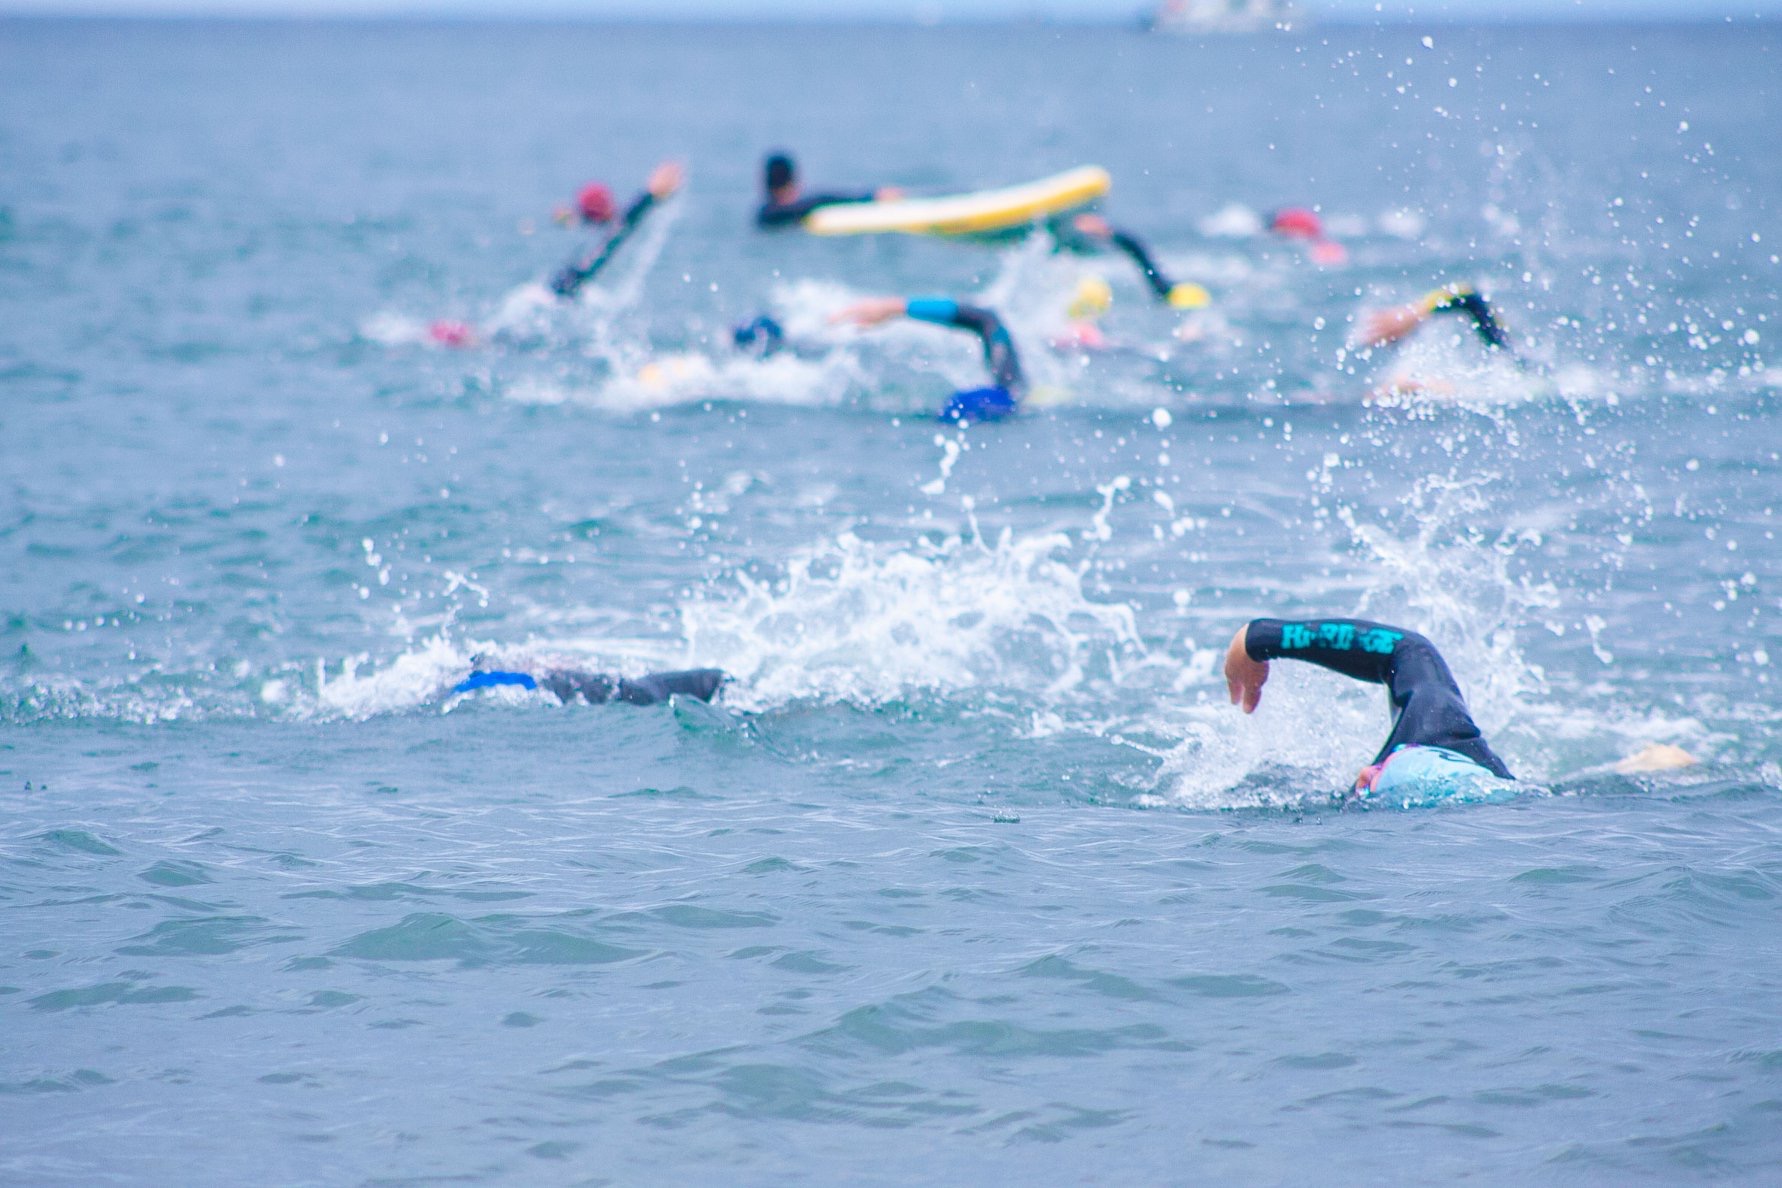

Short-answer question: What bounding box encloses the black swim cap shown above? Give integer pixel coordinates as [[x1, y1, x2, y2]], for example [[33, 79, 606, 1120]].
[[764, 153, 796, 191]]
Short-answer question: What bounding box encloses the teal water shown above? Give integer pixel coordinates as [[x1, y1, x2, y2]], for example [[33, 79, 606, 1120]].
[[3, 18, 1781, 1183]]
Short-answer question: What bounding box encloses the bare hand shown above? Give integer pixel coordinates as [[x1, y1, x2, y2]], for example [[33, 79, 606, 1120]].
[[874, 186, 905, 202], [647, 160, 684, 199], [1223, 623, 1269, 714], [1355, 303, 1427, 348], [1071, 213, 1113, 239], [830, 297, 907, 328]]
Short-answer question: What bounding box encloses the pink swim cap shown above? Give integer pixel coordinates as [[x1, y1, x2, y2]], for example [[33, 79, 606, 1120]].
[[1270, 207, 1325, 240], [576, 183, 616, 224], [427, 320, 476, 348]]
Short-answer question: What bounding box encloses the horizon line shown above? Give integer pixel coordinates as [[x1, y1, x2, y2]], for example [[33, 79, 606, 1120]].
[[0, 8, 1773, 23]]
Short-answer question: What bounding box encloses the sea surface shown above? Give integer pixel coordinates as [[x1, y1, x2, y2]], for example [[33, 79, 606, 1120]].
[[3, 16, 1780, 1184]]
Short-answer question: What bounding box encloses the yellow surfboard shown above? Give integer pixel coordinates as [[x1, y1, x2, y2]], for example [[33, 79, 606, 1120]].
[[804, 166, 1111, 238]]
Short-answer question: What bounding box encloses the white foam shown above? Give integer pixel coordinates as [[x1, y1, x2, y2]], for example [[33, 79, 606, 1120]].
[[680, 526, 1141, 709]]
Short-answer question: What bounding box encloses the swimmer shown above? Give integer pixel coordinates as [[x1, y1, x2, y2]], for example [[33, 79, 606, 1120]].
[[547, 160, 683, 300], [1356, 283, 1514, 354], [1268, 207, 1347, 266], [757, 152, 902, 229], [1223, 616, 1513, 798], [832, 296, 1025, 424], [1052, 275, 1115, 351], [1055, 213, 1211, 309], [453, 663, 725, 706]]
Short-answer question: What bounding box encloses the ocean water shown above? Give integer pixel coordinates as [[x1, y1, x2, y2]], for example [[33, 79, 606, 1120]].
[[3, 17, 1781, 1183]]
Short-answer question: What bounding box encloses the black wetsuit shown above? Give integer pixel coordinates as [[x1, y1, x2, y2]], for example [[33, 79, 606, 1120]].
[[1245, 618, 1513, 778], [539, 667, 726, 706], [1053, 220, 1180, 303], [756, 191, 875, 229], [549, 191, 659, 299], [1428, 288, 1512, 351], [905, 298, 1026, 394]]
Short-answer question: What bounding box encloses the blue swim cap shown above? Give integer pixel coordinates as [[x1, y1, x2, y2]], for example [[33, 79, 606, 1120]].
[[938, 385, 1018, 425], [731, 315, 785, 358], [451, 670, 538, 695], [1368, 745, 1515, 807]]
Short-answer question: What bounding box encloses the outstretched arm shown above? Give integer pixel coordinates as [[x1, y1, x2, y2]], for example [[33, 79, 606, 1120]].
[[549, 161, 682, 299], [1356, 285, 1512, 352]]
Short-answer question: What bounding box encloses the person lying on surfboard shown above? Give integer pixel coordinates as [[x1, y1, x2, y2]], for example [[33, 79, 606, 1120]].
[[756, 152, 903, 229], [832, 296, 1027, 425], [1053, 213, 1210, 309], [452, 662, 725, 706], [1223, 615, 1515, 801], [547, 159, 684, 300]]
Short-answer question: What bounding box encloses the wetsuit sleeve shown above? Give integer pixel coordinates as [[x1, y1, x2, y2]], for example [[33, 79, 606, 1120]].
[[1245, 618, 1512, 777], [616, 668, 726, 705], [1423, 287, 1512, 351], [550, 191, 657, 298], [1109, 228, 1175, 301], [905, 299, 1026, 394], [755, 191, 875, 228], [537, 666, 725, 705]]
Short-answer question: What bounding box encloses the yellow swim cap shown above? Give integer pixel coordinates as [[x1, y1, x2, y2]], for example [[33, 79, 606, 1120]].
[[1166, 282, 1211, 310], [1068, 275, 1113, 320]]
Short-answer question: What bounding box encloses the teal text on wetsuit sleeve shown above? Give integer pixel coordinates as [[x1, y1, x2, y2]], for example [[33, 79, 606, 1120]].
[[1280, 622, 1403, 654]]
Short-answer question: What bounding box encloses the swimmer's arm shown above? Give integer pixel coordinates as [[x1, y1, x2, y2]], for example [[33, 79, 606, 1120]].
[[551, 178, 674, 297], [758, 190, 880, 228], [832, 296, 974, 331], [1227, 617, 1414, 711]]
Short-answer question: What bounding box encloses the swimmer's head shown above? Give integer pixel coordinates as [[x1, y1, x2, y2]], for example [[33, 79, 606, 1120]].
[[939, 385, 1018, 425], [1269, 207, 1324, 240], [1067, 276, 1113, 321], [731, 314, 785, 358], [576, 182, 616, 225], [1166, 281, 1211, 310], [764, 153, 797, 195], [1357, 744, 1509, 804]]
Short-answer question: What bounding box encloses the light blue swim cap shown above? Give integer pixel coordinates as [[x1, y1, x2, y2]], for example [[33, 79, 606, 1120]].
[[1367, 745, 1515, 807]]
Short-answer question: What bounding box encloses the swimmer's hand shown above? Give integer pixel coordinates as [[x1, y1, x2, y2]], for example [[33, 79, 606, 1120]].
[[1355, 303, 1428, 348], [1072, 212, 1113, 240], [874, 186, 905, 202], [1224, 624, 1270, 714], [647, 160, 684, 199], [831, 297, 908, 329]]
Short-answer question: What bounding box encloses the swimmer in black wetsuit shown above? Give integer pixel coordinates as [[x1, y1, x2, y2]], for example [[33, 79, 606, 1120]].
[[832, 295, 1026, 423], [1357, 284, 1515, 355], [1223, 616, 1513, 796], [453, 663, 725, 706], [1053, 213, 1209, 309], [756, 152, 902, 229], [548, 160, 683, 300]]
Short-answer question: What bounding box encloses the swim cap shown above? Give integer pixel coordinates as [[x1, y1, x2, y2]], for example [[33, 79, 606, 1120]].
[[426, 319, 476, 348], [1067, 276, 1113, 320], [1269, 207, 1324, 239], [577, 183, 616, 224], [1363, 745, 1514, 806], [1165, 282, 1211, 310], [451, 670, 538, 695], [939, 386, 1018, 425], [731, 314, 785, 358], [764, 153, 796, 192]]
